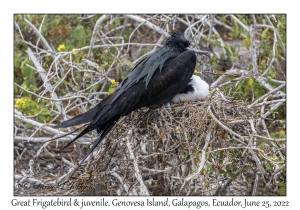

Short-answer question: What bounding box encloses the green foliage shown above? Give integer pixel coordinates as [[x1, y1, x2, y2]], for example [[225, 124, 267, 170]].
[[14, 52, 37, 94], [14, 15, 104, 125], [219, 15, 227, 24], [223, 78, 266, 101], [231, 16, 247, 39], [219, 164, 237, 180], [14, 54, 22, 69], [14, 97, 51, 123], [264, 161, 274, 171], [231, 23, 240, 39], [242, 35, 250, 48], [91, 49, 115, 73], [107, 79, 119, 95], [72, 25, 86, 47], [224, 43, 238, 62], [259, 15, 286, 59], [206, 165, 216, 173], [276, 15, 286, 45], [122, 28, 133, 42], [277, 182, 286, 196], [207, 55, 219, 70], [207, 34, 222, 48], [271, 130, 285, 139], [214, 14, 286, 105], [140, 48, 149, 56]]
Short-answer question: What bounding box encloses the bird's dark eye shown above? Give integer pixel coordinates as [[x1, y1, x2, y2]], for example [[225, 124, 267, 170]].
[[179, 43, 184, 48]]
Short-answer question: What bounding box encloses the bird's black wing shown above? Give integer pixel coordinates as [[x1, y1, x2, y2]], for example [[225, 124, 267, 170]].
[[111, 47, 170, 103]]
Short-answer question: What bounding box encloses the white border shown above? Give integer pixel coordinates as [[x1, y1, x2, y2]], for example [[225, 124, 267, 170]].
[[3, 0, 297, 209]]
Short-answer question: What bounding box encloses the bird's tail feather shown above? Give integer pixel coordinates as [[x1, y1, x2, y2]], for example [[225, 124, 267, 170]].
[[68, 115, 119, 178], [63, 125, 91, 149], [53, 106, 99, 129]]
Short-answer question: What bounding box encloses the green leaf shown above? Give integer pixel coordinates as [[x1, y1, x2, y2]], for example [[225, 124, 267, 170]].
[[224, 44, 233, 61], [271, 130, 286, 139], [277, 182, 286, 196], [115, 18, 121, 26], [140, 48, 148, 56], [232, 23, 240, 39], [21, 66, 35, 79], [181, 150, 188, 156], [14, 55, 22, 69], [262, 28, 269, 39], [226, 165, 230, 172], [108, 86, 115, 95], [229, 172, 237, 180], [41, 108, 51, 116], [219, 169, 226, 174], [54, 16, 63, 26], [72, 25, 86, 47], [265, 162, 274, 171]]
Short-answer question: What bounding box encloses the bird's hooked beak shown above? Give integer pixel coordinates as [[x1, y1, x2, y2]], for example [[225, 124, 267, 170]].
[[186, 46, 211, 58]]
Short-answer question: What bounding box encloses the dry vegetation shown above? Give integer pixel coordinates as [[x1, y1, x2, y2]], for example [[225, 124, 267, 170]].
[[14, 14, 286, 196]]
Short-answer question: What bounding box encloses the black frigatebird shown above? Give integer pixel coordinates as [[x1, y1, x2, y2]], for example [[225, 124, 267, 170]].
[[54, 32, 210, 176]]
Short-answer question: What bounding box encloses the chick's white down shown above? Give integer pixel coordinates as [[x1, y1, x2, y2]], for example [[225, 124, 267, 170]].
[[171, 75, 209, 103]]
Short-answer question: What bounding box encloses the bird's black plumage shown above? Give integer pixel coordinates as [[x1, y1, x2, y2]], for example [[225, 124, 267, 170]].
[[54, 32, 209, 176]]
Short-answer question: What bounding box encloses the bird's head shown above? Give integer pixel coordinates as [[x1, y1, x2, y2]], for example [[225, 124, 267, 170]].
[[166, 32, 191, 52], [166, 32, 211, 57]]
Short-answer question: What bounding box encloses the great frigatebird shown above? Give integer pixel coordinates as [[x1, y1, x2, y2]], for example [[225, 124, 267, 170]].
[[54, 32, 210, 176]]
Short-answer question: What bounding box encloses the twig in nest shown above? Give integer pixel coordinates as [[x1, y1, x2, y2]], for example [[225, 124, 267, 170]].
[[125, 129, 150, 196]]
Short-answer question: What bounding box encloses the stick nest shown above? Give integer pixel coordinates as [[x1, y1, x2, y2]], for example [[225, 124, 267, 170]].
[[14, 89, 286, 196]]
